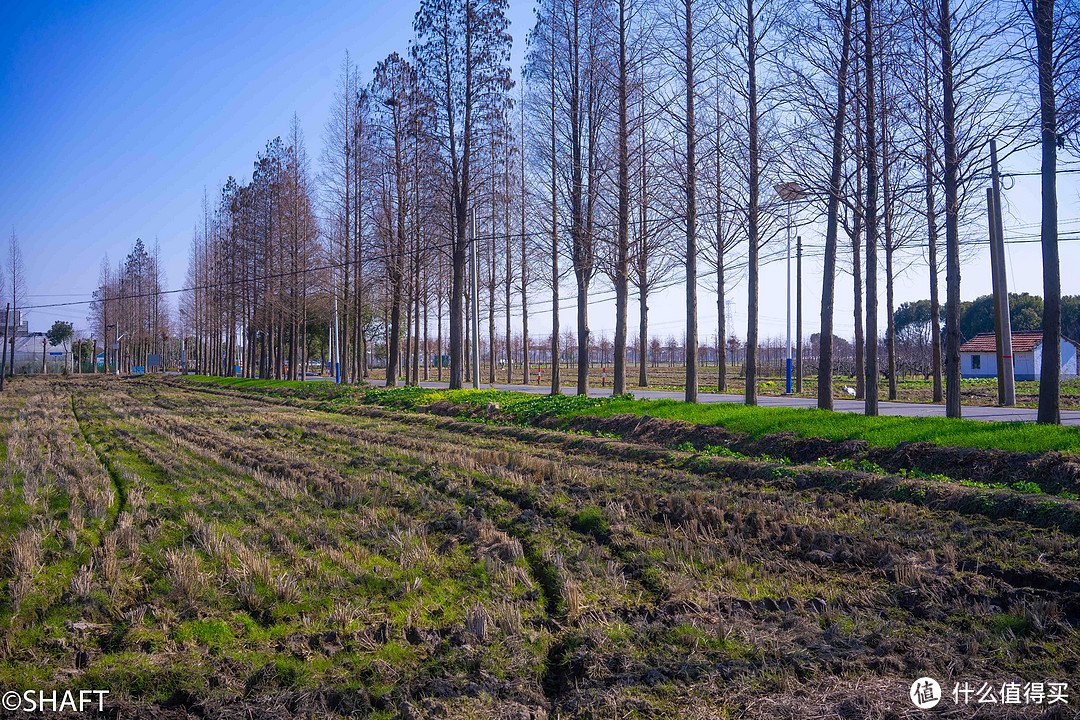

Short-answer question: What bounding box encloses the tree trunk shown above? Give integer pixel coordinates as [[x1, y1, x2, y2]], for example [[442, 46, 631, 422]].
[[1035, 0, 1060, 424], [881, 62, 897, 401], [717, 235, 726, 392], [684, 0, 699, 403], [521, 106, 530, 385], [863, 0, 880, 417], [505, 162, 513, 385], [744, 0, 760, 406], [614, 0, 630, 396], [852, 55, 866, 402], [924, 54, 943, 403], [576, 276, 590, 396], [818, 0, 854, 410], [941, 0, 962, 418], [549, 14, 561, 396], [449, 205, 467, 389]]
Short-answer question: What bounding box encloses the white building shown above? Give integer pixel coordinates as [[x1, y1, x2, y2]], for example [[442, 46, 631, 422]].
[[12, 335, 70, 374], [0, 310, 79, 374], [960, 331, 1078, 382]]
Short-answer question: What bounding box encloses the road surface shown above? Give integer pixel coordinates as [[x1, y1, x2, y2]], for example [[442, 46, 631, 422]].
[[413, 380, 1080, 426]]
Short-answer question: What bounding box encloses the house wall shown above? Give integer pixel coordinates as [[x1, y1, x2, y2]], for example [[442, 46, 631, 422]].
[[1016, 349, 1037, 382], [1036, 341, 1080, 379], [961, 351, 998, 379], [963, 344, 1076, 382]]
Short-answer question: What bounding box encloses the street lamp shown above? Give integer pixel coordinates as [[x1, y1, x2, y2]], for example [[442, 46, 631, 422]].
[[178, 309, 188, 375], [106, 323, 117, 375], [115, 333, 128, 376], [774, 182, 807, 394]]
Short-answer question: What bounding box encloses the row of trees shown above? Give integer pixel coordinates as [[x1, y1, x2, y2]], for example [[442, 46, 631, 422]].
[[87, 0, 1077, 422], [88, 238, 170, 372], [178, 119, 321, 379]]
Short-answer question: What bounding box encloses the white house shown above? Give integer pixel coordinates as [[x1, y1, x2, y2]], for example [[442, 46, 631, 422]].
[[960, 331, 1078, 381]]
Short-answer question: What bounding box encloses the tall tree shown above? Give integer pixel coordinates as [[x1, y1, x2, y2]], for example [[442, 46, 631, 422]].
[[940, 0, 962, 417], [6, 229, 25, 376], [415, 0, 512, 390], [677, 0, 701, 402], [1031, 0, 1080, 423], [863, 0, 880, 416], [321, 54, 359, 383], [372, 52, 416, 387], [613, 0, 633, 395], [815, 0, 856, 410]]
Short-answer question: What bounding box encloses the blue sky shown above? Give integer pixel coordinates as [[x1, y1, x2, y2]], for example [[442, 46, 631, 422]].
[[1, 0, 1076, 342]]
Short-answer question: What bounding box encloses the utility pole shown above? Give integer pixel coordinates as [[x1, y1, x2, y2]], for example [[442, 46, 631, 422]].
[[42, 337, 47, 375], [990, 139, 1015, 405], [470, 207, 480, 390], [0, 304, 8, 390], [796, 236, 803, 393]]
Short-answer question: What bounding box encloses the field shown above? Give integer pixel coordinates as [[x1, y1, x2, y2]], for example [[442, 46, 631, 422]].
[[2, 375, 1080, 718]]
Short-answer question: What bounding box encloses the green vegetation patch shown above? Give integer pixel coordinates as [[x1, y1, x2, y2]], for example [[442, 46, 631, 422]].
[[186, 377, 1080, 454]]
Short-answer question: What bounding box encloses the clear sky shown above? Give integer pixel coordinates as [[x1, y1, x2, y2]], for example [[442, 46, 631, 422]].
[[2, 0, 1077, 343]]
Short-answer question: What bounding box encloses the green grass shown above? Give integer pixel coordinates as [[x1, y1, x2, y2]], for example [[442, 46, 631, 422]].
[[181, 377, 1080, 454], [577, 397, 1080, 454]]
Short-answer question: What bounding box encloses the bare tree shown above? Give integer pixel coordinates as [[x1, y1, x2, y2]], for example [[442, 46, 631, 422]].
[[1030, 0, 1080, 423], [6, 229, 25, 376], [415, 0, 512, 390], [863, 0, 881, 416]]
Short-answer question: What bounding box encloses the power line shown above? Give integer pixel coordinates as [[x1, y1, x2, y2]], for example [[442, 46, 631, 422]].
[[20, 208, 1080, 319]]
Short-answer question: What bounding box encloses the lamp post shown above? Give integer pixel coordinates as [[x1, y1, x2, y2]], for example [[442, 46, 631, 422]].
[[178, 309, 188, 375], [774, 182, 807, 394], [106, 323, 117, 375], [115, 333, 128, 376]]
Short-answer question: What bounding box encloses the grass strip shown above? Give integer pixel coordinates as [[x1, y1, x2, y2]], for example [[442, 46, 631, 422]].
[[182, 377, 1080, 454]]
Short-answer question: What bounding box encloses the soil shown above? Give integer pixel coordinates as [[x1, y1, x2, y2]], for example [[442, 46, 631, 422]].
[[5, 376, 1080, 719]]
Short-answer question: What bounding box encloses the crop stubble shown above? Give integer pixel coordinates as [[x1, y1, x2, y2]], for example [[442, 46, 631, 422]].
[[0, 375, 1077, 718]]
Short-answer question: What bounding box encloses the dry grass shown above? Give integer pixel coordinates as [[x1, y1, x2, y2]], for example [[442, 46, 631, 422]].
[[0, 374, 1077, 719]]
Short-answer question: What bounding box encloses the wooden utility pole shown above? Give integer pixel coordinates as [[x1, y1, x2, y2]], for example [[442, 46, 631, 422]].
[[989, 139, 1015, 405]]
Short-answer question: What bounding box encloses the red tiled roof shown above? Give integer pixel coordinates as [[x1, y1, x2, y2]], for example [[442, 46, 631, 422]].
[[959, 332, 1044, 353]]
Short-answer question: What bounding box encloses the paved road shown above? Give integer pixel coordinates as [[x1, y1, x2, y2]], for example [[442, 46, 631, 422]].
[[415, 380, 1080, 426]]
